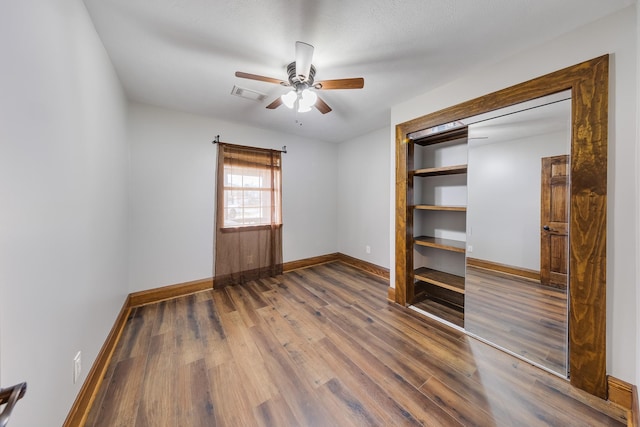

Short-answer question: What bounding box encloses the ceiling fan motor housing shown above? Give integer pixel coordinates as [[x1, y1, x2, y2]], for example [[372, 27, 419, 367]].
[[286, 61, 316, 90]]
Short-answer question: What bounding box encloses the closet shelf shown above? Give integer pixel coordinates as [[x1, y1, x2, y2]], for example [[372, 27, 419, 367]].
[[414, 236, 465, 253], [411, 165, 467, 177], [411, 126, 468, 146], [414, 267, 465, 294], [413, 205, 467, 212]]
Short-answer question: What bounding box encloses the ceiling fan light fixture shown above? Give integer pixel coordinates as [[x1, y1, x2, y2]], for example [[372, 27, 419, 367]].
[[235, 41, 364, 116], [281, 90, 297, 109], [298, 89, 317, 112]]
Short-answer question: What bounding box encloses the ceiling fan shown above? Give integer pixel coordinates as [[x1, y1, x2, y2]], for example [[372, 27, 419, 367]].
[[235, 41, 364, 114]]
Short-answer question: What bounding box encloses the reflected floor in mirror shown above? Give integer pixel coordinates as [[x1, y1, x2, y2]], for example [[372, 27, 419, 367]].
[[86, 262, 625, 426], [465, 265, 568, 376]]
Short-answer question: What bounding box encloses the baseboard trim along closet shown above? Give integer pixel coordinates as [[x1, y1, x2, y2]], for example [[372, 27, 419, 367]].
[[63, 297, 132, 427], [387, 286, 396, 302], [608, 376, 633, 411]]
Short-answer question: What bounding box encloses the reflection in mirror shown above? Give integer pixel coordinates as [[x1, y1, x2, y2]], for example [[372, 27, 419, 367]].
[[464, 91, 571, 377]]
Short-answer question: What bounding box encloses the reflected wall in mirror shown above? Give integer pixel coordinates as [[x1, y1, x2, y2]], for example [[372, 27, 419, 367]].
[[464, 93, 572, 376]]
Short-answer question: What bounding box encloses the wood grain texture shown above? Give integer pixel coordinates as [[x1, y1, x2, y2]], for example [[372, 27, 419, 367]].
[[465, 265, 567, 376], [63, 297, 131, 427], [387, 286, 396, 302], [395, 130, 410, 306], [413, 205, 467, 212], [85, 263, 627, 426], [414, 236, 466, 253], [412, 164, 467, 177], [129, 278, 213, 307], [414, 267, 465, 294], [282, 253, 339, 272], [315, 77, 364, 90], [608, 376, 634, 410], [395, 54, 609, 398], [336, 253, 389, 279], [633, 385, 639, 427], [467, 257, 540, 281]]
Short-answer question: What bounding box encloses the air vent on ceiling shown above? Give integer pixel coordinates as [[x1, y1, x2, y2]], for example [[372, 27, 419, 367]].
[[231, 85, 267, 102]]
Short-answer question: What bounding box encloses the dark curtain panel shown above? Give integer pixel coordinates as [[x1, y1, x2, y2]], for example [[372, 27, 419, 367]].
[[214, 143, 283, 287]]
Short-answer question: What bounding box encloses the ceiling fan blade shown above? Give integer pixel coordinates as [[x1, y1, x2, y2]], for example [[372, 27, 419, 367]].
[[266, 97, 283, 109], [315, 78, 365, 90], [315, 96, 332, 114], [295, 41, 314, 81], [235, 71, 288, 86]]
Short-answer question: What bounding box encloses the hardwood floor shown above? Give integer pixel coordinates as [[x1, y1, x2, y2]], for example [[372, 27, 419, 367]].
[[465, 265, 568, 376], [86, 262, 626, 426]]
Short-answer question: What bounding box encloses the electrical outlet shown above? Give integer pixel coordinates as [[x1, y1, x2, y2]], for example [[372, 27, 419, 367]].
[[247, 254, 254, 264], [467, 245, 473, 253], [365, 245, 371, 254], [73, 351, 82, 384]]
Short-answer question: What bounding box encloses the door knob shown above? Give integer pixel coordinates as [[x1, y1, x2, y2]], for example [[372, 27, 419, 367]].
[[543, 225, 551, 231]]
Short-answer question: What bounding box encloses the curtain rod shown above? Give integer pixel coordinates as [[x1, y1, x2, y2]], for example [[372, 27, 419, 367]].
[[211, 135, 287, 153]]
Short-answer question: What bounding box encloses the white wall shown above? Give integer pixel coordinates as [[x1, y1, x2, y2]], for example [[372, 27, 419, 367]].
[[636, 0, 640, 393], [128, 103, 339, 292], [390, 6, 638, 382], [0, 1, 130, 426], [467, 131, 568, 270], [337, 128, 390, 268]]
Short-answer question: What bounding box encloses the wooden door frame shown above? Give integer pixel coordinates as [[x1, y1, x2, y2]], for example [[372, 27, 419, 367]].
[[395, 55, 608, 398]]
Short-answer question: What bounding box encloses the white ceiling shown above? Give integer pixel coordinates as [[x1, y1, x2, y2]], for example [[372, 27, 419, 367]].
[[83, 0, 633, 143]]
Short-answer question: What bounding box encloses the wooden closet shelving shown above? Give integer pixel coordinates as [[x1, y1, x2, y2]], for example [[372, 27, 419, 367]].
[[411, 164, 467, 177], [408, 125, 468, 325], [414, 236, 466, 253], [414, 267, 465, 294], [412, 205, 466, 212]]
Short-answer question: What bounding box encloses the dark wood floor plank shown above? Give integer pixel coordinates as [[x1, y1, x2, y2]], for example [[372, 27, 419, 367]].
[[209, 359, 259, 426], [175, 358, 216, 426], [135, 333, 178, 426], [86, 305, 156, 425], [316, 377, 386, 426], [224, 285, 263, 328], [247, 322, 342, 427], [317, 337, 424, 427], [194, 296, 233, 368], [210, 286, 237, 313], [261, 286, 327, 344], [319, 304, 435, 389], [419, 375, 502, 427], [214, 309, 279, 407], [86, 262, 626, 427], [530, 379, 626, 426], [255, 303, 334, 389], [86, 356, 147, 427], [254, 395, 300, 427], [315, 315, 464, 426], [465, 265, 568, 374]]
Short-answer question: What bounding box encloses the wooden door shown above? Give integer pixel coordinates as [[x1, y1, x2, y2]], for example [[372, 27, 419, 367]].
[[540, 155, 569, 288]]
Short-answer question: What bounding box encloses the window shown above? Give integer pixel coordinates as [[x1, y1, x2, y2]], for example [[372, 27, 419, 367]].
[[223, 167, 277, 227], [214, 143, 283, 287], [218, 144, 281, 229]]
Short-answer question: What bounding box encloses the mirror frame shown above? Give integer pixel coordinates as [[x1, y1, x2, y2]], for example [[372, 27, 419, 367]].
[[394, 55, 608, 398]]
